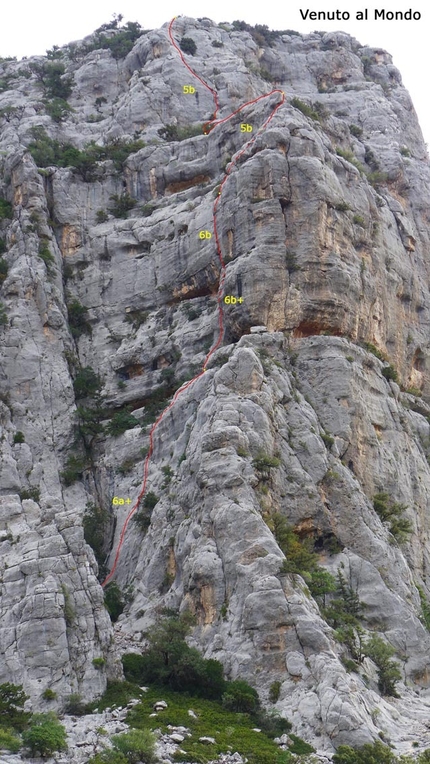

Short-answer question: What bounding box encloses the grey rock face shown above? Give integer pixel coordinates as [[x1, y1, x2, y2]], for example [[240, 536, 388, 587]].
[[0, 13, 430, 760]]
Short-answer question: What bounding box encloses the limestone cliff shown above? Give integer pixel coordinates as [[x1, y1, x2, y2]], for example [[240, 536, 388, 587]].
[[1, 14, 430, 759]]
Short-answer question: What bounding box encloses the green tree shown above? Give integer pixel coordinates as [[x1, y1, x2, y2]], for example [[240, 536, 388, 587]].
[[22, 713, 67, 757], [73, 366, 103, 399], [364, 634, 401, 697], [322, 570, 364, 628], [307, 568, 337, 604], [67, 299, 91, 338], [0, 683, 30, 731], [111, 728, 156, 764], [373, 493, 412, 543]]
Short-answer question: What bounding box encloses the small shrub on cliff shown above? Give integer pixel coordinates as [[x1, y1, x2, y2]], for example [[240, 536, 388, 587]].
[[381, 364, 398, 383], [109, 192, 137, 218], [269, 680, 281, 703], [0, 198, 12, 219], [0, 302, 7, 326], [22, 712, 67, 757], [373, 493, 412, 543], [179, 37, 197, 55], [0, 257, 8, 282], [104, 581, 125, 622], [291, 97, 320, 121], [105, 408, 139, 436], [158, 123, 203, 141]]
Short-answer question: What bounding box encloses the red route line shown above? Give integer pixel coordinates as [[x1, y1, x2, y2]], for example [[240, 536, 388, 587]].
[[101, 18, 285, 588]]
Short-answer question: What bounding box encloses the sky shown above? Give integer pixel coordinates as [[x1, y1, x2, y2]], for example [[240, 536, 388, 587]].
[[2, 1, 429, 146]]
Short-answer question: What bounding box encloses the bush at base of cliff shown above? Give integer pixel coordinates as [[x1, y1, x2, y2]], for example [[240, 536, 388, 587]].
[[22, 713, 67, 757], [111, 728, 156, 764], [333, 740, 404, 763], [89, 751, 128, 764]]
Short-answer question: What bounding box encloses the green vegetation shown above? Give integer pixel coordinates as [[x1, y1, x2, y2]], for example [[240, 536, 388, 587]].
[[61, 584, 75, 626], [0, 256, 8, 282], [180, 37, 197, 55], [29, 60, 73, 100], [93, 657, 106, 669], [285, 250, 300, 273], [349, 124, 363, 138], [109, 192, 137, 218], [134, 492, 158, 532], [373, 493, 412, 543], [111, 728, 156, 763], [381, 364, 398, 383], [106, 408, 139, 436], [352, 214, 366, 227], [28, 127, 145, 178], [67, 298, 91, 338], [125, 309, 149, 328], [323, 569, 364, 629], [42, 688, 57, 700], [363, 635, 401, 696], [0, 302, 7, 326], [333, 740, 399, 763], [64, 693, 88, 716], [0, 727, 21, 752], [367, 170, 389, 187], [83, 501, 110, 577], [0, 198, 12, 219], [104, 581, 125, 622], [19, 487, 41, 502], [321, 432, 334, 448], [361, 341, 386, 362], [124, 682, 293, 764], [158, 123, 204, 141], [86, 16, 143, 59], [334, 201, 351, 212], [252, 451, 281, 477], [416, 584, 430, 632], [89, 751, 128, 764], [13, 431, 25, 444], [22, 712, 67, 757], [400, 146, 411, 157], [38, 240, 55, 273], [60, 453, 88, 486], [269, 680, 281, 703], [0, 683, 30, 731], [73, 366, 103, 399], [291, 97, 321, 121], [335, 147, 365, 172], [231, 20, 295, 47]]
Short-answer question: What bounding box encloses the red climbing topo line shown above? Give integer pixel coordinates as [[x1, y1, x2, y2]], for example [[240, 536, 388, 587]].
[[101, 18, 285, 588]]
